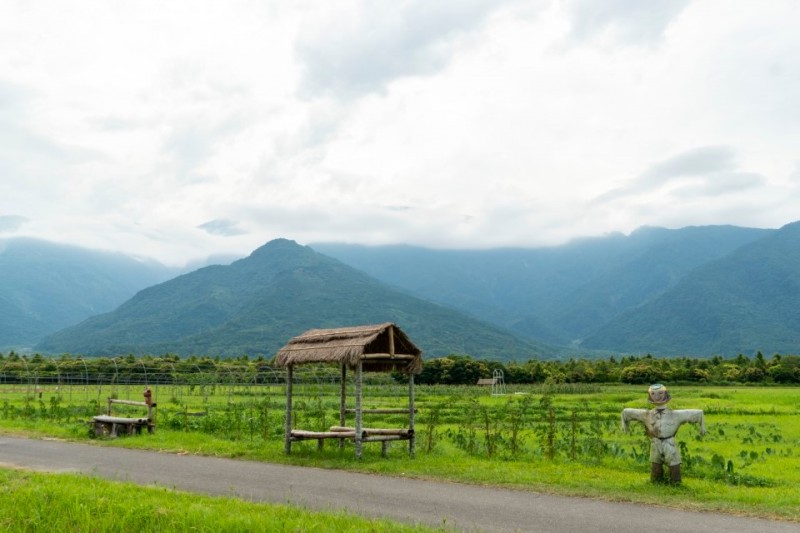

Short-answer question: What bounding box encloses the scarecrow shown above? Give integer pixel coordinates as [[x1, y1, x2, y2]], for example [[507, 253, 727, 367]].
[[621, 384, 705, 484]]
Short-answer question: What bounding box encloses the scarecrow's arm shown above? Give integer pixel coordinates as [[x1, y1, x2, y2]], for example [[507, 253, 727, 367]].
[[675, 409, 706, 436], [621, 408, 647, 433]]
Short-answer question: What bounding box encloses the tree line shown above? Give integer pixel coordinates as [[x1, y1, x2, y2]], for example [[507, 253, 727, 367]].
[[416, 352, 800, 385], [0, 351, 798, 385]]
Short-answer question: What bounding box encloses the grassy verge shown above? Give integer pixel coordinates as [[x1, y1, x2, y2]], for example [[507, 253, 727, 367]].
[[0, 467, 442, 532]]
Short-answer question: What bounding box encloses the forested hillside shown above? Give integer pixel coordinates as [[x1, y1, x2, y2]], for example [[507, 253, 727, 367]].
[[37, 239, 547, 359], [584, 221, 800, 355], [0, 238, 175, 349], [312, 225, 772, 349]]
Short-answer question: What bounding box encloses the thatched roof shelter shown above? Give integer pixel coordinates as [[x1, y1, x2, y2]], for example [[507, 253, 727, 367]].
[[275, 322, 422, 374]]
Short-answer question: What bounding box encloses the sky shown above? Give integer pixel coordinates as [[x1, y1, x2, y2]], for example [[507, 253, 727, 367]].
[[0, 0, 798, 266]]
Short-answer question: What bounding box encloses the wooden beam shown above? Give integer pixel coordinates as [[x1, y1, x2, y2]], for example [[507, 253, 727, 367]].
[[361, 353, 415, 360], [291, 430, 357, 439], [344, 408, 418, 414], [328, 426, 354, 433], [363, 435, 409, 442], [93, 415, 149, 424], [109, 399, 149, 407], [329, 426, 412, 436]]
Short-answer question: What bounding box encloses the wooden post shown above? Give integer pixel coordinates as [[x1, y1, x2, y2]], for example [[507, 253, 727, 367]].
[[284, 365, 293, 455], [388, 326, 395, 357], [339, 364, 347, 450], [355, 360, 363, 459], [409, 372, 416, 458]]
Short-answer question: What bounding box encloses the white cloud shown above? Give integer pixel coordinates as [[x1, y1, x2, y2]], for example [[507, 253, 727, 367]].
[[295, 0, 508, 99], [0, 0, 797, 265], [565, 0, 690, 45], [197, 219, 247, 237], [593, 145, 739, 203], [0, 215, 29, 232]]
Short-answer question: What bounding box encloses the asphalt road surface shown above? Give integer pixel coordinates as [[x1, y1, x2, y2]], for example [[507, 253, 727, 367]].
[[0, 436, 795, 533]]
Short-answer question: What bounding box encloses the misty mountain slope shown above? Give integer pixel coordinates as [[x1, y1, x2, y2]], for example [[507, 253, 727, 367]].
[[312, 235, 631, 323], [312, 225, 772, 344], [38, 239, 548, 359], [0, 238, 176, 349], [543, 225, 772, 341], [583, 222, 800, 355]]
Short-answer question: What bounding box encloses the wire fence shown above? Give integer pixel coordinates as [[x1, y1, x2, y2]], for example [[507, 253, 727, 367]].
[[0, 359, 409, 418]]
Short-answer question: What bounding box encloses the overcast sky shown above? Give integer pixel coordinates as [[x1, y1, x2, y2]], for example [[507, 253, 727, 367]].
[[1, 0, 798, 266]]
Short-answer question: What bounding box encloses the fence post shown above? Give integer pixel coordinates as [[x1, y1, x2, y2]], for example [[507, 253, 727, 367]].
[[409, 372, 415, 458], [339, 364, 347, 450], [355, 360, 363, 459], [284, 365, 293, 454]]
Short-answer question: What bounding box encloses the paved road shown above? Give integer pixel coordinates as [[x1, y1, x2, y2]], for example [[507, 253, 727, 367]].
[[0, 436, 795, 533]]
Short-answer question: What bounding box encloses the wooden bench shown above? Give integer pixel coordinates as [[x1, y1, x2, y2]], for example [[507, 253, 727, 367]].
[[93, 393, 156, 437], [477, 378, 497, 386], [289, 426, 414, 456]]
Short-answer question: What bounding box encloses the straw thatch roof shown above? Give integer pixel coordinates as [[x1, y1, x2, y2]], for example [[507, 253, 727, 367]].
[[274, 323, 423, 374]]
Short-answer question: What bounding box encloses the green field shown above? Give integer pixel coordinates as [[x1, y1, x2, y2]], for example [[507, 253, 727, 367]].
[[1, 381, 798, 522]]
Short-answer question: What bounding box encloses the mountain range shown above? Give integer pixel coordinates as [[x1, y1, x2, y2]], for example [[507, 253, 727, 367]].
[[0, 238, 176, 349], [35, 239, 546, 359], [313, 223, 785, 353], [4, 221, 799, 359], [582, 222, 800, 355]]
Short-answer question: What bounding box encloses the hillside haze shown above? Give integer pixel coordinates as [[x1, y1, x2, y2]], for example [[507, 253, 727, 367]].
[[312, 225, 772, 350], [37, 239, 546, 359], [0, 238, 176, 350], [584, 221, 800, 355]]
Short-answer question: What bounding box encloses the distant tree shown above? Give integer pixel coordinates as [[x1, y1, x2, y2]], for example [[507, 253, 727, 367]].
[[668, 358, 692, 381], [448, 356, 488, 385], [543, 369, 566, 384], [503, 362, 529, 384], [417, 358, 451, 384], [593, 360, 614, 382], [754, 351, 767, 371], [768, 355, 800, 383], [722, 364, 742, 382], [620, 363, 663, 384], [743, 366, 766, 383], [523, 360, 547, 383], [566, 361, 596, 383]]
